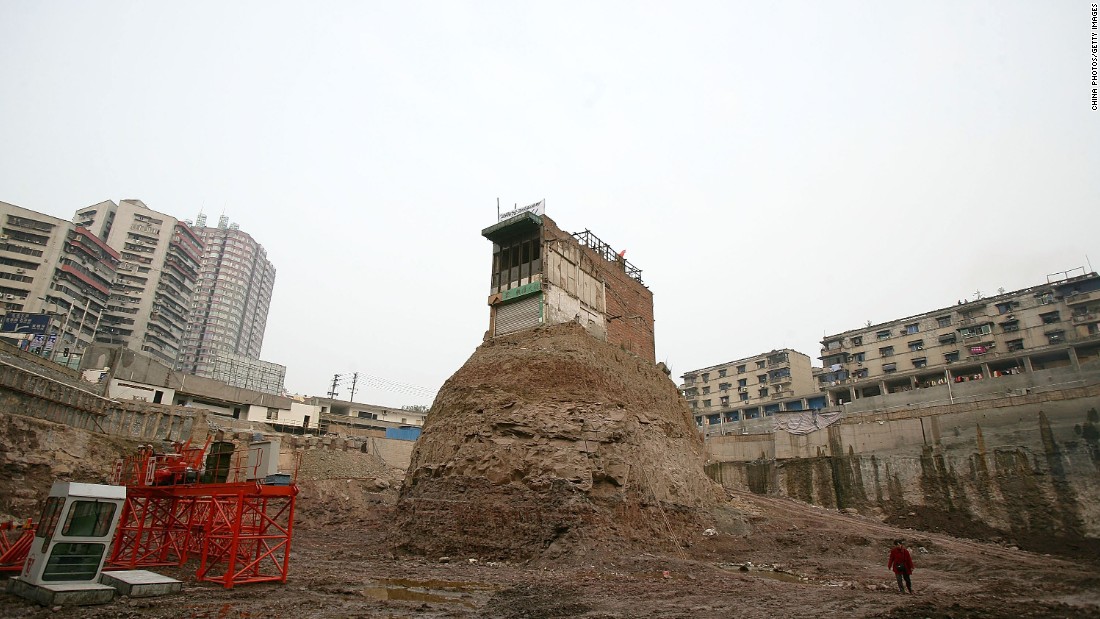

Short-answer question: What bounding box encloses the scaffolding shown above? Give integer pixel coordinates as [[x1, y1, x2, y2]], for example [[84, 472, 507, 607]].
[[0, 519, 35, 572], [571, 229, 644, 285], [106, 439, 300, 589]]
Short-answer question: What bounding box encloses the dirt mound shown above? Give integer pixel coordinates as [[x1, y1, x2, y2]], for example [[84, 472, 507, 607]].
[[394, 322, 729, 561], [0, 412, 139, 522], [293, 449, 404, 529]]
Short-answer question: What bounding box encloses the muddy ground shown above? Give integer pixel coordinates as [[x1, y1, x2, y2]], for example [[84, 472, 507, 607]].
[[2, 484, 1098, 619]]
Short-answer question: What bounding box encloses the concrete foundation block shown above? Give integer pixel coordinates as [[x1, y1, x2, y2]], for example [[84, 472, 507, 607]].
[[100, 570, 182, 598], [6, 577, 116, 606]]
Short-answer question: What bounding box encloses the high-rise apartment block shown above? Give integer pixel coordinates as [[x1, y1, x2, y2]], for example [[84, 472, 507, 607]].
[[75, 200, 203, 366], [0, 201, 119, 356], [177, 214, 281, 394]]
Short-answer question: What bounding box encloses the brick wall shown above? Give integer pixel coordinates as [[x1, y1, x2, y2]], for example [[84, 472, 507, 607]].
[[541, 217, 655, 362], [599, 254, 655, 362]]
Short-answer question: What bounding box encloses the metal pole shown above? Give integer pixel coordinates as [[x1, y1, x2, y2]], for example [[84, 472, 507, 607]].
[[47, 299, 69, 361], [72, 296, 91, 360]]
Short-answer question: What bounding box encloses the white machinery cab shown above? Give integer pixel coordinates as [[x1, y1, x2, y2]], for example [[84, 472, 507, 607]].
[[20, 482, 126, 585]]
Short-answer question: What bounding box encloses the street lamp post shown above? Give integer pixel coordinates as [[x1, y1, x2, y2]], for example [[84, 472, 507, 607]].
[[74, 295, 93, 350], [38, 296, 67, 361]]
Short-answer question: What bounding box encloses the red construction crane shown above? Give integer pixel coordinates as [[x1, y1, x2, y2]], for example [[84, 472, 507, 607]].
[[3, 436, 300, 589]]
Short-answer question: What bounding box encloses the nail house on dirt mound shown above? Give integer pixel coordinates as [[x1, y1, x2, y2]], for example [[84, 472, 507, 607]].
[[482, 201, 655, 362], [394, 203, 730, 562]]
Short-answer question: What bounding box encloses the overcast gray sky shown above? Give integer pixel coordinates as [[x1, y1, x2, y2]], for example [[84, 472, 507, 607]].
[[1, 1, 1096, 407]]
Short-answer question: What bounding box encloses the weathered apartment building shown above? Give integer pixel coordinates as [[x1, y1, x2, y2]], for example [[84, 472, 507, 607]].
[[0, 201, 120, 357], [682, 269, 1100, 434], [817, 269, 1100, 405], [682, 349, 822, 426], [481, 201, 655, 361], [75, 199, 204, 367]]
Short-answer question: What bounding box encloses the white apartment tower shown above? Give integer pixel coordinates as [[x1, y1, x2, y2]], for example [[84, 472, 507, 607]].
[[176, 214, 280, 393], [75, 200, 203, 366]]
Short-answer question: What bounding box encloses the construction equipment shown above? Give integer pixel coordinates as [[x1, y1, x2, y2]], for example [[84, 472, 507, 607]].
[[0, 519, 36, 572], [107, 436, 300, 588], [4, 436, 300, 590], [113, 437, 212, 487]]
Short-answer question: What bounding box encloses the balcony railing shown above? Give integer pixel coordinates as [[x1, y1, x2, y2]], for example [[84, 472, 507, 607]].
[[1066, 291, 1094, 306]]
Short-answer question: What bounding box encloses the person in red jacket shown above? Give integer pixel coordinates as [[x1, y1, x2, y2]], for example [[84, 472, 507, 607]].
[[888, 539, 915, 593]]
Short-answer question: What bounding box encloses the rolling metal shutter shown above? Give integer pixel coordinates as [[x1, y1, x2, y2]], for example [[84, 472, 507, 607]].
[[495, 294, 542, 336]]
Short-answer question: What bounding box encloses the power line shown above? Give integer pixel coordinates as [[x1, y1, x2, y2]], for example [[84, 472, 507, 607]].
[[324, 371, 437, 400], [360, 373, 437, 398]]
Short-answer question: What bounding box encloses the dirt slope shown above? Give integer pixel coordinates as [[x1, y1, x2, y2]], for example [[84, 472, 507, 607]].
[[394, 322, 731, 561]]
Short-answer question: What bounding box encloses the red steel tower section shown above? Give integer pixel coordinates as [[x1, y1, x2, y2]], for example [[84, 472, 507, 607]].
[[0, 520, 35, 573], [107, 439, 299, 589]]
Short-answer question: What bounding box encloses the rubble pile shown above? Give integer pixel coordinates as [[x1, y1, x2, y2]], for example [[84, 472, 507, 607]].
[[394, 322, 730, 560]]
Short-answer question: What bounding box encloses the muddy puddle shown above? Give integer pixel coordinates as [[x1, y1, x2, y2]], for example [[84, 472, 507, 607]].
[[362, 577, 497, 608]]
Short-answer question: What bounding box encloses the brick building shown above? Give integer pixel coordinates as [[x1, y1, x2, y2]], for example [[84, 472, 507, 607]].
[[481, 202, 655, 362]]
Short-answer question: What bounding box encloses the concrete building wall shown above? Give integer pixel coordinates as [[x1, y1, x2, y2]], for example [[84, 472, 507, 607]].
[[289, 401, 320, 428], [541, 216, 655, 362], [109, 379, 176, 404], [543, 283, 607, 341], [245, 403, 296, 426], [280, 433, 416, 472], [542, 232, 606, 317], [310, 397, 427, 425], [81, 343, 292, 411]]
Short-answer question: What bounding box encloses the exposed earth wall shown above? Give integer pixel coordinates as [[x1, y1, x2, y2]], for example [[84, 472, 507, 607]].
[[706, 386, 1100, 558]]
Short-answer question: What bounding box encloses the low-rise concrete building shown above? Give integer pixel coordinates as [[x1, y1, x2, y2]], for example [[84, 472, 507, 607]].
[[80, 343, 308, 430], [310, 396, 427, 436]]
